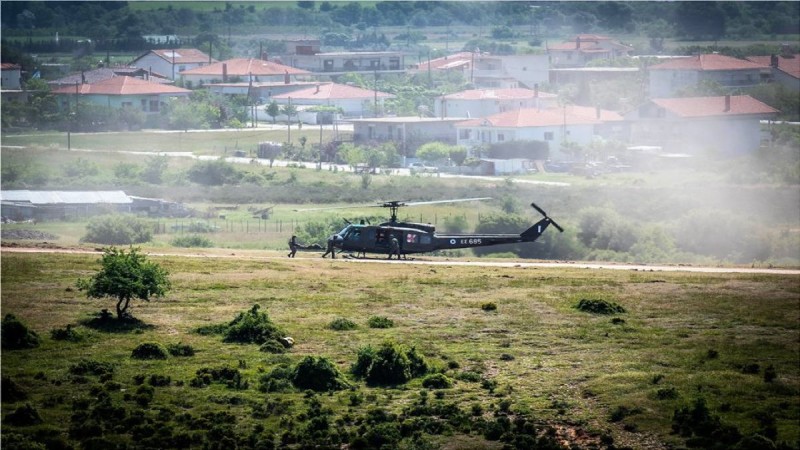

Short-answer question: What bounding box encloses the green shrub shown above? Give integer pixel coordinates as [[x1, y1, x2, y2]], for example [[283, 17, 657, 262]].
[[1, 376, 27, 403], [367, 316, 394, 329], [293, 356, 349, 391], [456, 371, 482, 382], [69, 359, 114, 377], [1, 314, 40, 350], [763, 365, 777, 383], [148, 374, 171, 387], [223, 305, 286, 348], [190, 366, 247, 390], [3, 403, 43, 426], [259, 340, 286, 354], [131, 342, 168, 360], [481, 302, 497, 312], [171, 234, 213, 248], [81, 214, 152, 245], [328, 317, 357, 331], [258, 365, 294, 393], [741, 363, 760, 374], [352, 341, 428, 386], [50, 324, 85, 342], [656, 387, 679, 400], [575, 298, 626, 315], [167, 342, 195, 357], [421, 373, 453, 389]]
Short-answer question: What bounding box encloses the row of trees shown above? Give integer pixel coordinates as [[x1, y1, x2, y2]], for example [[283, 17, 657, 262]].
[[2, 2, 797, 42]]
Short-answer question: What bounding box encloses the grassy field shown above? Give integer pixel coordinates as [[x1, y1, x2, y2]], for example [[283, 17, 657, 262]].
[[1, 250, 798, 449], [2, 127, 336, 156]]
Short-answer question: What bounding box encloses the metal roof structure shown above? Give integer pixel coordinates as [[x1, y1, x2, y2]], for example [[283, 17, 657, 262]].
[[1, 191, 133, 205]]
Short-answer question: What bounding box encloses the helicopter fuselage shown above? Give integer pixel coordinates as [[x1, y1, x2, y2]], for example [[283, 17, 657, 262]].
[[332, 214, 558, 257]]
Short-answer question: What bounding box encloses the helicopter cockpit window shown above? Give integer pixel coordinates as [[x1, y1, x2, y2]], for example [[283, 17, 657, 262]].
[[344, 227, 362, 241]]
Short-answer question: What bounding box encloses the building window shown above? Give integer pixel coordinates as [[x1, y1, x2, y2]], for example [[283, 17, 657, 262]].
[[149, 100, 160, 112], [459, 129, 472, 139], [497, 133, 505, 142], [140, 99, 148, 111], [368, 125, 375, 139], [544, 132, 554, 141]]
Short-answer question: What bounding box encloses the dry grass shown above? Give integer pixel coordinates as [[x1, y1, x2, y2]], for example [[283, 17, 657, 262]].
[[1, 251, 798, 448]]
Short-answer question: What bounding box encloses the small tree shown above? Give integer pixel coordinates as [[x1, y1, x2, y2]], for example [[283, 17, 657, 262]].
[[77, 247, 171, 320], [266, 100, 281, 124]]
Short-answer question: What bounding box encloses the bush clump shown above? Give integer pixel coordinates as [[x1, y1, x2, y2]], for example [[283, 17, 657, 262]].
[[81, 214, 152, 245], [421, 373, 453, 389], [352, 341, 428, 386], [3, 403, 43, 426], [292, 356, 349, 391], [190, 366, 247, 390], [575, 298, 626, 315], [259, 340, 286, 354], [258, 365, 294, 393], [171, 234, 213, 248], [367, 316, 394, 329], [328, 318, 357, 331], [50, 324, 85, 342], [1, 314, 40, 350], [69, 359, 114, 377], [131, 342, 168, 360], [222, 305, 286, 350], [167, 342, 195, 357], [481, 302, 497, 312], [1, 376, 28, 403]]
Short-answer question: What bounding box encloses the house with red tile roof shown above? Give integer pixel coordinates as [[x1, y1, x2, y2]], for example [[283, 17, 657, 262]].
[[435, 87, 558, 119], [548, 34, 633, 68], [267, 82, 393, 119], [179, 58, 310, 87], [455, 106, 624, 160], [130, 48, 216, 80], [415, 52, 549, 90], [48, 67, 171, 89], [648, 54, 770, 97], [746, 54, 800, 92], [625, 95, 777, 155], [51, 76, 190, 114]]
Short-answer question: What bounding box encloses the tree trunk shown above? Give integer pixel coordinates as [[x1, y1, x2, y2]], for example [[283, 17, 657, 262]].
[[116, 297, 131, 319]]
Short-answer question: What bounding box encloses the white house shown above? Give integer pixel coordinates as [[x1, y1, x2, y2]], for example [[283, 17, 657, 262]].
[[130, 48, 216, 80], [746, 54, 800, 92], [625, 95, 778, 155], [435, 87, 558, 119], [648, 54, 769, 97], [1, 63, 22, 90], [548, 34, 633, 68], [179, 58, 310, 87], [350, 117, 465, 154], [267, 82, 393, 119], [415, 52, 549, 90], [51, 76, 191, 114], [455, 106, 624, 160]]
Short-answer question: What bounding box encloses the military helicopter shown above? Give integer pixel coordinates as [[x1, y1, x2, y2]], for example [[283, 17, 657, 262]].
[[298, 198, 563, 258]]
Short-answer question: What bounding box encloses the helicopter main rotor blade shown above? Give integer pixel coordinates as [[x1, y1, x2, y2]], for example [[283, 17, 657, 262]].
[[402, 197, 493, 207]]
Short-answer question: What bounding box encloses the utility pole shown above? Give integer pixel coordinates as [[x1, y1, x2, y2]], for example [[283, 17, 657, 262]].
[[373, 69, 378, 117]]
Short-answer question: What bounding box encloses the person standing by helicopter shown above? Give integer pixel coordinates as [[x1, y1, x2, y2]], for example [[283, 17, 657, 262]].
[[287, 235, 299, 258], [388, 234, 400, 260], [322, 234, 337, 259]]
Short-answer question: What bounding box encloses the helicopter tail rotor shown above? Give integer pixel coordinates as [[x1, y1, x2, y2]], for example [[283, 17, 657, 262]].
[[531, 203, 564, 233]]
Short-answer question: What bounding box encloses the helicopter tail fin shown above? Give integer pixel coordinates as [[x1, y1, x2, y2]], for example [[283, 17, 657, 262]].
[[520, 203, 564, 241], [520, 218, 554, 241]]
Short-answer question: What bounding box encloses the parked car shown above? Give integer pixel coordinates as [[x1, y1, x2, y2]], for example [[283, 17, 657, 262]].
[[409, 162, 438, 173]]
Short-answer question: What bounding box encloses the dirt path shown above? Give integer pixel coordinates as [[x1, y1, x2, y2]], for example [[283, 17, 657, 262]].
[[3, 244, 798, 275]]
